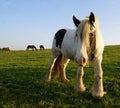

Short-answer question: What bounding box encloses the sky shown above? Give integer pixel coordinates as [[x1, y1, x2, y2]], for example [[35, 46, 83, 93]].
[[0, 0, 120, 50]]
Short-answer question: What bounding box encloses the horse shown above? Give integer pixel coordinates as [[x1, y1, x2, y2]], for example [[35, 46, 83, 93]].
[[40, 45, 45, 50], [45, 12, 106, 98], [26, 45, 37, 51], [2, 47, 10, 52]]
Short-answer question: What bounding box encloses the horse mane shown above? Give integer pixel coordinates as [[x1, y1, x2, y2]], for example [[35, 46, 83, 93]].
[[76, 15, 100, 50]]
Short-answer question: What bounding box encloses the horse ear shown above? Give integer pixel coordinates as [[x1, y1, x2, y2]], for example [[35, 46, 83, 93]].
[[73, 16, 80, 27], [89, 12, 95, 26]]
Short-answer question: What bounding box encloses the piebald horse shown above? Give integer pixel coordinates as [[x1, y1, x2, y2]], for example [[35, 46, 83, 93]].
[[45, 12, 106, 98]]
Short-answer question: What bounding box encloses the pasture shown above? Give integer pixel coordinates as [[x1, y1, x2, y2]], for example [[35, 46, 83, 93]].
[[0, 45, 120, 108]]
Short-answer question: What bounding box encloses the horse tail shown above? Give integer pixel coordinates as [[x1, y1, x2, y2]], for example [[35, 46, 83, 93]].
[[54, 54, 63, 78]]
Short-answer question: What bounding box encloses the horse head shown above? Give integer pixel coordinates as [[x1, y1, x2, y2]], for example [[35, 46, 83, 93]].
[[73, 12, 99, 67]]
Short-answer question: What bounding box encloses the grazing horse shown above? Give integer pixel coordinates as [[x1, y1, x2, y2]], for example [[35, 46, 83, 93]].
[[40, 45, 45, 50], [2, 47, 10, 52], [26, 45, 37, 51], [45, 12, 106, 98]]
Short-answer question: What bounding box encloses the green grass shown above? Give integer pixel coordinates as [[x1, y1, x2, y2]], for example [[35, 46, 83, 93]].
[[0, 45, 120, 108]]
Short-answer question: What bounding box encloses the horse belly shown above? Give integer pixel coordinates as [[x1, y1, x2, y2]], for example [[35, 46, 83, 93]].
[[62, 50, 75, 60]]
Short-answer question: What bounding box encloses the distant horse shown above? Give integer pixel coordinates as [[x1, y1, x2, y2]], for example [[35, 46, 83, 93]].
[[26, 45, 37, 51], [45, 12, 106, 98], [2, 47, 10, 52], [40, 45, 45, 50]]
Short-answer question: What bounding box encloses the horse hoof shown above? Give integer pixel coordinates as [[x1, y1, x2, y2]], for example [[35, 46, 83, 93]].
[[45, 75, 51, 82], [60, 79, 70, 83], [92, 91, 107, 98], [74, 84, 86, 93], [45, 79, 51, 82]]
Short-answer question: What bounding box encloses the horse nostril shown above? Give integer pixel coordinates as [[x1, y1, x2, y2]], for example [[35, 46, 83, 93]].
[[82, 57, 86, 64], [75, 57, 87, 67], [81, 57, 86, 67]]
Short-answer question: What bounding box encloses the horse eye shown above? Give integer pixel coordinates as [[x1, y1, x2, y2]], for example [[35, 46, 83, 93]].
[[89, 33, 94, 37], [90, 26, 93, 31], [90, 24, 95, 31]]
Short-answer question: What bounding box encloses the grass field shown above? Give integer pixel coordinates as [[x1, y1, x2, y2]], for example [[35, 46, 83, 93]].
[[0, 45, 120, 108]]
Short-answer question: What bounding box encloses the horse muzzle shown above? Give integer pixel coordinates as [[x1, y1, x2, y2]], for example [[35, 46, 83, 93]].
[[75, 57, 87, 67]]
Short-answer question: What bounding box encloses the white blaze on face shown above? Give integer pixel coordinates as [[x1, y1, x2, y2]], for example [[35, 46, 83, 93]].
[[74, 32, 88, 67], [74, 20, 90, 66]]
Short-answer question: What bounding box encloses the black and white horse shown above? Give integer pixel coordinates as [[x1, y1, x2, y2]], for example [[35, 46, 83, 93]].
[[45, 12, 106, 98]]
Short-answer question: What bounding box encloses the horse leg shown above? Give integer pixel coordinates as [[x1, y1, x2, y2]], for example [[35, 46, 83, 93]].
[[74, 66, 86, 92], [59, 57, 70, 82], [45, 52, 59, 82], [92, 56, 106, 98]]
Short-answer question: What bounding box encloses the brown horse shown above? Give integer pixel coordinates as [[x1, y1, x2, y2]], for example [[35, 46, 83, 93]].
[[26, 45, 37, 51], [2, 47, 10, 52], [40, 45, 45, 50]]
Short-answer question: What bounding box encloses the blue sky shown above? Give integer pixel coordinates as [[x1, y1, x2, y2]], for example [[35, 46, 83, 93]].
[[0, 0, 120, 50]]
